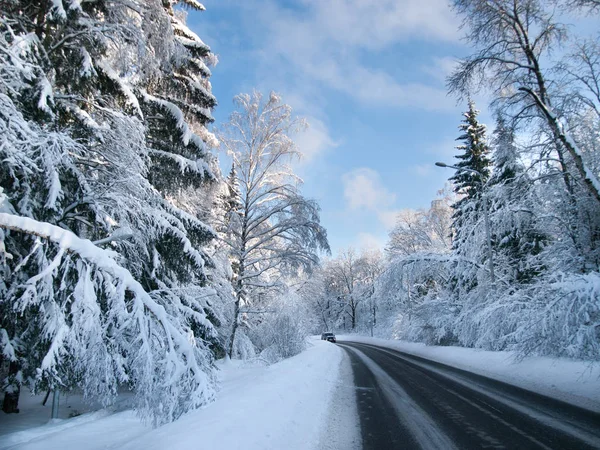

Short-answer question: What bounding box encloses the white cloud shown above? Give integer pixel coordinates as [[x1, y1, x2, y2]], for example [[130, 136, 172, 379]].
[[250, 0, 460, 111], [342, 168, 396, 211], [301, 0, 459, 49], [341, 167, 401, 232], [330, 65, 454, 111], [422, 56, 460, 82], [294, 116, 338, 163], [356, 232, 387, 252]]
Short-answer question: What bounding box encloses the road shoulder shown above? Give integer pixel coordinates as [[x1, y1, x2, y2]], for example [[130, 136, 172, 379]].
[[318, 349, 361, 450]]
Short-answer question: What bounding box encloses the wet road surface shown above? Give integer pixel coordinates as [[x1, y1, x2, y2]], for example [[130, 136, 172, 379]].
[[338, 341, 600, 450]]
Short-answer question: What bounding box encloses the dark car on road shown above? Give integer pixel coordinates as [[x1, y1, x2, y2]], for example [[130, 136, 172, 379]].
[[320, 332, 336, 343]]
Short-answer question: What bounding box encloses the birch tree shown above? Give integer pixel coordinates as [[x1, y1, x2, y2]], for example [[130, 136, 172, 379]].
[[216, 91, 329, 357], [448, 0, 600, 203], [449, 0, 600, 269]]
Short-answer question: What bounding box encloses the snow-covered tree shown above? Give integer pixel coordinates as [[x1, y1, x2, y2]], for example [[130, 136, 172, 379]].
[[0, 0, 220, 424], [487, 116, 547, 284], [324, 249, 363, 330], [366, 2, 600, 360], [450, 101, 491, 200], [449, 0, 600, 206], [387, 189, 453, 257], [357, 250, 384, 335], [319, 249, 383, 331], [140, 0, 218, 196], [448, 101, 492, 294], [387, 210, 434, 256], [216, 91, 329, 357]]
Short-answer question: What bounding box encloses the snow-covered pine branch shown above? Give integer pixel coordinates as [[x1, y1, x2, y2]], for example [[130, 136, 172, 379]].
[[0, 212, 216, 424]]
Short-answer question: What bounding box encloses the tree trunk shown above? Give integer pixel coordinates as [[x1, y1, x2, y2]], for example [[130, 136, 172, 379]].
[[228, 296, 241, 359], [2, 361, 21, 414], [228, 253, 245, 358], [372, 303, 376, 327], [42, 389, 51, 406]]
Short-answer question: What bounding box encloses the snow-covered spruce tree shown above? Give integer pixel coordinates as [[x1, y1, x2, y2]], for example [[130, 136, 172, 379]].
[[450, 116, 550, 351], [217, 164, 243, 273], [449, 101, 492, 294], [487, 116, 547, 284], [140, 0, 218, 195], [444, 0, 600, 359], [216, 91, 329, 358], [450, 101, 491, 202], [129, 0, 224, 363], [0, 0, 219, 424]]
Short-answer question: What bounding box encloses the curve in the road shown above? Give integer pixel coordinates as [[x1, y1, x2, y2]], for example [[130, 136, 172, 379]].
[[338, 341, 600, 450]]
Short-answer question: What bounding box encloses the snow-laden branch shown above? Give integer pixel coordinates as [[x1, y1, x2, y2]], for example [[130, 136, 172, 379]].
[[519, 86, 600, 202], [0, 212, 214, 423]]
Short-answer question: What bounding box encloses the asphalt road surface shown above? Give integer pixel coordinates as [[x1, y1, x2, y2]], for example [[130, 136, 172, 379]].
[[337, 341, 600, 450]]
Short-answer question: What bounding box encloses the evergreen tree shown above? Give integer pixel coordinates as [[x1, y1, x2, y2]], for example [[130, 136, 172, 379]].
[[449, 101, 492, 292], [488, 116, 546, 284], [220, 164, 243, 230], [0, 0, 219, 424], [217, 164, 243, 275], [450, 101, 491, 200], [141, 0, 218, 195]]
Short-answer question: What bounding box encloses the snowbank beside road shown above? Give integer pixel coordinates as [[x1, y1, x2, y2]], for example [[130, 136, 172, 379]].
[[1, 339, 350, 450], [339, 335, 600, 413], [120, 339, 347, 450]]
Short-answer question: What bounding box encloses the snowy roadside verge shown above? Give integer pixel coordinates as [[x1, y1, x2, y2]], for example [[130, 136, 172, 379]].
[[1, 338, 346, 450], [339, 335, 600, 413]]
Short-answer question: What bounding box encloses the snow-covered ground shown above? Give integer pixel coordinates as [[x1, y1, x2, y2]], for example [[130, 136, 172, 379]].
[[3, 334, 598, 450], [0, 338, 359, 450], [340, 335, 600, 413]]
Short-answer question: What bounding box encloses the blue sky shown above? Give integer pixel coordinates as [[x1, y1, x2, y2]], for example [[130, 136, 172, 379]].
[[188, 0, 487, 255]]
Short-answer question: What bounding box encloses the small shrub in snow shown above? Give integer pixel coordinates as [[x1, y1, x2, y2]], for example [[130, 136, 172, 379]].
[[231, 329, 257, 360], [269, 314, 307, 360], [249, 312, 307, 364]]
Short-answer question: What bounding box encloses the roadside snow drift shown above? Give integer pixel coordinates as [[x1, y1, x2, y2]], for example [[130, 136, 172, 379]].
[[0, 339, 348, 450]]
